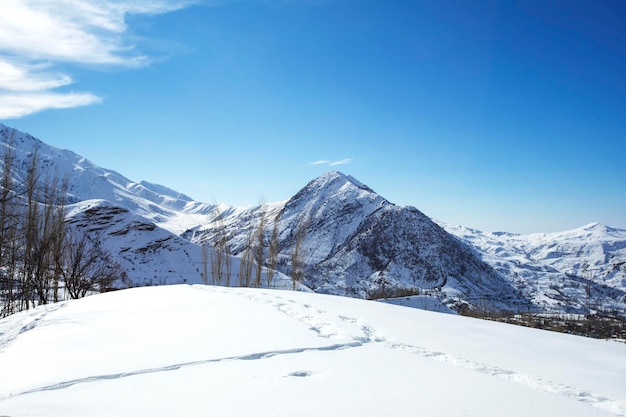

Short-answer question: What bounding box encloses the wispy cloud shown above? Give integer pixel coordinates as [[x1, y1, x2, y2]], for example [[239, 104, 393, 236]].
[[308, 157, 354, 167], [329, 158, 353, 166], [0, 92, 102, 119], [0, 0, 198, 119]]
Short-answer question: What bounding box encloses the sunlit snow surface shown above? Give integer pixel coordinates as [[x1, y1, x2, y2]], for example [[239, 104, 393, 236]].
[[1, 285, 625, 417]]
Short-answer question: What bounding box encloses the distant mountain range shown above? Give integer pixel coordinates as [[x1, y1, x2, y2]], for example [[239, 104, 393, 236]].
[[1, 123, 625, 314], [440, 221, 626, 313]]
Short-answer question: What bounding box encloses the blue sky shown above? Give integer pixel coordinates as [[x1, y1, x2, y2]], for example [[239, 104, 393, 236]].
[[1, 0, 625, 234]]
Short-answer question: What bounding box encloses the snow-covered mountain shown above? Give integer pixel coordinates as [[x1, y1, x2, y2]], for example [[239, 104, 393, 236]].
[[65, 199, 205, 287], [64, 199, 294, 290], [0, 124, 293, 290], [441, 221, 626, 313], [0, 123, 212, 222], [184, 172, 529, 311], [1, 123, 624, 314], [1, 285, 624, 417]]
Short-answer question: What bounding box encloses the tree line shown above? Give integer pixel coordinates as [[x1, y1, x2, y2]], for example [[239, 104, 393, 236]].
[[0, 132, 120, 318]]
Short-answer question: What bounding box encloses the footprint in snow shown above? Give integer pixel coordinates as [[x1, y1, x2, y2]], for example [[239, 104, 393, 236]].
[[287, 371, 312, 378]]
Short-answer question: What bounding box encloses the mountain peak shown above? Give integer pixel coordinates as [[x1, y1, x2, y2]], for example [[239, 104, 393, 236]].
[[308, 171, 375, 194], [577, 221, 625, 237], [282, 171, 386, 218], [580, 222, 610, 232], [286, 171, 386, 216], [581, 221, 602, 229]]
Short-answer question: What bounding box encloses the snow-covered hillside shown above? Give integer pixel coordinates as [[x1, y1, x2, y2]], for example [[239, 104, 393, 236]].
[[0, 285, 624, 417], [0, 123, 212, 222], [65, 199, 205, 286], [441, 222, 626, 313], [64, 199, 294, 289]]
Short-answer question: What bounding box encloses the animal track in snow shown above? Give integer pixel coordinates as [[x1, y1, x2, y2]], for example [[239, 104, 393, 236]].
[[234, 289, 625, 416], [0, 302, 67, 352], [0, 342, 361, 401], [287, 370, 312, 378], [385, 342, 624, 415]]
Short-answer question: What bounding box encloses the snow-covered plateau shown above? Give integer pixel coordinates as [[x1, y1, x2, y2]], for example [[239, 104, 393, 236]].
[[0, 285, 625, 417]]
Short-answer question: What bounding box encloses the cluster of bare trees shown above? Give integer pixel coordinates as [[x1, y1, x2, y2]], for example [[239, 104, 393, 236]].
[[290, 215, 309, 290], [237, 204, 278, 288], [200, 202, 308, 291], [0, 134, 120, 318], [202, 205, 232, 286]]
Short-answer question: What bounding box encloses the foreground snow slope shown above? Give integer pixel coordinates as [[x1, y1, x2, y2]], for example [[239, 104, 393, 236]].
[[1, 286, 624, 417]]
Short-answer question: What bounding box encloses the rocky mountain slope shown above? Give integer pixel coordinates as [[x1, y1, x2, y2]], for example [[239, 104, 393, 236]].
[[184, 172, 529, 311], [65, 199, 205, 287]]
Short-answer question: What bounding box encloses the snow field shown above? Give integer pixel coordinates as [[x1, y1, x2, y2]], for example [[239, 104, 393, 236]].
[[0, 285, 625, 416]]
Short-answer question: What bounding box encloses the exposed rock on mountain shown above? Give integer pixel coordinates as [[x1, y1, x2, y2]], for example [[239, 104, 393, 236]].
[[65, 199, 205, 287]]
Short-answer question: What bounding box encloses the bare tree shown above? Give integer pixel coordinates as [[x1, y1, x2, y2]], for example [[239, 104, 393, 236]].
[[223, 238, 232, 287], [266, 212, 280, 289], [201, 242, 209, 285], [59, 228, 119, 299], [210, 240, 222, 286], [21, 148, 42, 309], [30, 172, 66, 306], [253, 204, 266, 288], [0, 132, 19, 316], [291, 215, 310, 291], [210, 205, 230, 286], [50, 178, 68, 303], [238, 220, 255, 287]]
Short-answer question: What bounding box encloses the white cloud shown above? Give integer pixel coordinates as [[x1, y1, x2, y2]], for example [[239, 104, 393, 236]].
[[308, 157, 354, 167], [330, 158, 353, 166], [0, 92, 102, 119], [0, 0, 198, 118], [0, 0, 196, 65], [0, 60, 72, 92]]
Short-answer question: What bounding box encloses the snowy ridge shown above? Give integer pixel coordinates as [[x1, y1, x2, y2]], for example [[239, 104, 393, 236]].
[[0, 124, 205, 221]]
